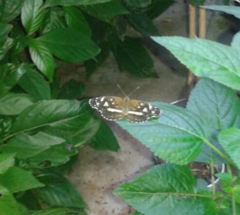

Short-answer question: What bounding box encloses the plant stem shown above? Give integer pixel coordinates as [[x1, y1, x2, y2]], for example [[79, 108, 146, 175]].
[[210, 161, 215, 196], [203, 138, 234, 166]]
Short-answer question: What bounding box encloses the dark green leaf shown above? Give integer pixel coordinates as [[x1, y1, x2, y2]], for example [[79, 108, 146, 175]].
[[0, 0, 24, 23], [17, 190, 41, 210], [3, 132, 65, 159], [89, 121, 119, 152], [124, 0, 152, 9], [38, 28, 99, 62], [29, 39, 54, 82], [85, 42, 110, 79], [0, 64, 27, 95], [0, 23, 13, 60], [44, 0, 111, 7], [118, 102, 209, 164], [21, 0, 44, 35], [63, 6, 91, 37], [127, 12, 158, 36], [11, 35, 29, 55], [187, 78, 240, 130], [114, 164, 204, 215], [40, 8, 66, 34], [0, 185, 20, 215], [188, 0, 205, 6], [0, 93, 33, 115], [151, 36, 240, 90], [35, 173, 85, 208], [57, 80, 85, 100], [18, 67, 51, 101], [30, 208, 70, 215], [0, 167, 44, 193], [110, 36, 156, 78], [0, 153, 15, 174], [218, 128, 240, 170]]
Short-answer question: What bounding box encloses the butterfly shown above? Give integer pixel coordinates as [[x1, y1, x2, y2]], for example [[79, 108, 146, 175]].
[[89, 90, 161, 123]]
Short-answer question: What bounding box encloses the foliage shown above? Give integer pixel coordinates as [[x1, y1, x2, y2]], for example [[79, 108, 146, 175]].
[[0, 0, 172, 214], [114, 13, 240, 215]]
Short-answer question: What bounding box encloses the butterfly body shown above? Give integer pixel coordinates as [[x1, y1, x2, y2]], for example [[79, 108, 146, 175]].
[[89, 96, 161, 123]]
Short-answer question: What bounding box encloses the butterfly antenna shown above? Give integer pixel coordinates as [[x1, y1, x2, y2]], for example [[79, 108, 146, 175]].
[[117, 84, 127, 97], [127, 86, 140, 97]]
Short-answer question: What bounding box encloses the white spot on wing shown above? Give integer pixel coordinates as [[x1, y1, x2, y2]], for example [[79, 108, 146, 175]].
[[128, 111, 143, 116], [143, 107, 148, 113], [107, 108, 122, 113], [100, 97, 105, 102], [103, 102, 109, 107]]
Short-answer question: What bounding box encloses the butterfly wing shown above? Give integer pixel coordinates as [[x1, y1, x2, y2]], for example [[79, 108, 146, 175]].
[[126, 99, 161, 123], [89, 96, 124, 121]]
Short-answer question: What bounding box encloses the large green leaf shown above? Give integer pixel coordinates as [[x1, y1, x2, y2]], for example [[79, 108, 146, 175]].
[[151, 36, 240, 90], [35, 173, 85, 209], [231, 31, 240, 50], [18, 68, 51, 101], [118, 102, 209, 164], [110, 36, 156, 78], [219, 128, 240, 170], [38, 28, 99, 62], [0, 167, 44, 193], [0, 23, 13, 60], [0, 185, 20, 215], [187, 78, 240, 130], [0, 64, 27, 95], [21, 0, 44, 35], [202, 5, 240, 19], [114, 164, 205, 215], [29, 39, 54, 82], [3, 132, 64, 159], [127, 12, 158, 36], [129, 212, 143, 215], [89, 121, 119, 152], [63, 6, 91, 37], [30, 208, 70, 215], [0, 93, 33, 115], [0, 0, 24, 23], [44, 0, 111, 7], [0, 153, 15, 174]]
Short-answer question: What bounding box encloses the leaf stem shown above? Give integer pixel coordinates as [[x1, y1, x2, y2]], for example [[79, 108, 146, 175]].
[[210, 160, 215, 196]]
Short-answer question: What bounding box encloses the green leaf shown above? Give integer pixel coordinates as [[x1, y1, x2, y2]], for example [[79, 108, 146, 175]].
[[0, 153, 15, 174], [30, 208, 70, 215], [114, 164, 204, 215], [0, 167, 44, 193], [189, 0, 205, 6], [63, 6, 91, 37], [127, 12, 158, 36], [110, 36, 156, 78], [216, 173, 232, 182], [0, 93, 33, 115], [0, 23, 13, 60], [44, 0, 111, 7], [18, 68, 51, 101], [0, 185, 20, 215], [38, 28, 99, 62], [129, 212, 143, 215], [202, 5, 240, 19], [21, 0, 44, 35], [11, 35, 29, 55], [85, 42, 110, 79], [35, 173, 85, 209], [151, 36, 240, 90], [0, 0, 24, 23], [29, 39, 54, 82], [218, 128, 240, 170], [57, 80, 85, 100], [89, 121, 119, 152], [3, 132, 64, 159], [231, 32, 240, 50], [0, 64, 27, 95], [187, 78, 240, 130], [40, 8, 66, 34], [124, 0, 152, 9], [118, 102, 209, 164]]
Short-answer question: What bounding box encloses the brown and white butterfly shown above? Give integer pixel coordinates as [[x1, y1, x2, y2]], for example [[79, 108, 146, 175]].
[[89, 88, 161, 123]]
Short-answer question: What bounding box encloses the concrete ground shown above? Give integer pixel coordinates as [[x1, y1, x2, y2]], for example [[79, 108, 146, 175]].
[[66, 0, 237, 214]]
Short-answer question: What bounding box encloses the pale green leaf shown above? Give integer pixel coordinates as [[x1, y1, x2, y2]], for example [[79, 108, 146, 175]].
[[129, 212, 143, 215], [202, 5, 240, 19], [29, 39, 54, 82], [215, 173, 232, 182], [114, 164, 204, 215], [0, 167, 44, 193], [187, 78, 240, 130], [0, 153, 15, 174], [218, 128, 240, 170], [231, 31, 240, 50], [21, 0, 44, 35], [118, 102, 209, 164], [38, 28, 99, 62], [44, 0, 111, 7], [151, 36, 240, 90], [0, 93, 33, 115], [3, 132, 65, 159]]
